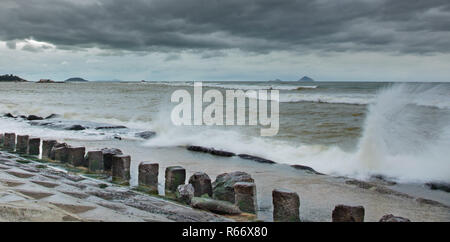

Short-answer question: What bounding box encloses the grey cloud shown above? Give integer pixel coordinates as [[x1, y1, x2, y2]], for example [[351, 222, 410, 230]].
[[0, 0, 449, 55], [164, 54, 181, 61]]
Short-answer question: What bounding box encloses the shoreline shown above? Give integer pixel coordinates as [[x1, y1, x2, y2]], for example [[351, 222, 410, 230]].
[[1, 130, 449, 222]]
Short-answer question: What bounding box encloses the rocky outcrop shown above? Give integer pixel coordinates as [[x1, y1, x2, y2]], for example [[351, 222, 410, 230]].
[[189, 172, 213, 197], [135, 131, 156, 139], [95, 125, 127, 130], [65, 125, 86, 131], [379, 214, 411, 222], [3, 113, 16, 118], [190, 197, 241, 215], [238, 154, 276, 164], [45, 114, 60, 119], [425, 182, 450, 193], [37, 79, 56, 83], [212, 171, 254, 203], [187, 146, 236, 157], [290, 164, 324, 175], [26, 115, 44, 121]]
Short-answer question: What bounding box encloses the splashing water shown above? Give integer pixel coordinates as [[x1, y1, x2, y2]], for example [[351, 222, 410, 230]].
[[306, 84, 450, 182]]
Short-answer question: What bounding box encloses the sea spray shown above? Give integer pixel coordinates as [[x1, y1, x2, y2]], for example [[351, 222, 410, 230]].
[[353, 84, 450, 182]]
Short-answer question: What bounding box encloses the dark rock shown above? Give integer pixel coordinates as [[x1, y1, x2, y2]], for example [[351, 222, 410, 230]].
[[190, 197, 241, 215], [416, 197, 449, 208], [176, 184, 194, 204], [95, 125, 127, 130], [101, 148, 123, 171], [45, 114, 60, 119], [332, 205, 365, 222], [425, 182, 450, 193], [113, 134, 122, 140], [187, 145, 235, 157], [345, 179, 375, 189], [238, 154, 276, 164], [379, 214, 411, 222], [291, 164, 324, 175], [135, 131, 156, 139], [3, 113, 16, 118], [212, 171, 254, 203], [165, 166, 186, 192], [272, 188, 300, 222], [19, 115, 27, 119], [27, 115, 44, 121], [370, 174, 397, 185], [65, 125, 86, 131], [234, 182, 257, 214], [189, 172, 213, 197]]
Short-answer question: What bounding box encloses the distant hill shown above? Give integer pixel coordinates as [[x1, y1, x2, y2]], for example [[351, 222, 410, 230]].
[[0, 74, 28, 82], [65, 77, 89, 82], [299, 76, 315, 82]]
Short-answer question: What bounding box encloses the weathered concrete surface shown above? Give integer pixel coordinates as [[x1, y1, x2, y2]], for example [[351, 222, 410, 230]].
[[165, 166, 186, 193], [42, 140, 57, 159], [138, 162, 158, 192], [0, 151, 232, 222], [272, 188, 300, 222], [27, 137, 40, 155]]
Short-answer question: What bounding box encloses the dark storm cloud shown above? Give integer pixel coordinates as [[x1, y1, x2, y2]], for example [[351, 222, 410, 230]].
[[0, 0, 449, 54]]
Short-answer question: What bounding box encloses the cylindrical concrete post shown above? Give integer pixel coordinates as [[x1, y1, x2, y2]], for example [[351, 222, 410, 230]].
[[3, 133, 16, 152], [87, 151, 104, 172], [42, 140, 57, 159], [67, 147, 86, 167], [272, 188, 300, 222], [111, 155, 131, 182], [52, 144, 69, 163], [16, 135, 29, 154], [189, 172, 213, 197], [234, 182, 257, 214], [165, 166, 186, 192], [27, 137, 40, 155], [138, 162, 159, 192]]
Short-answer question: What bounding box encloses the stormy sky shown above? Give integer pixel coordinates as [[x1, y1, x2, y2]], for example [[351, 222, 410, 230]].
[[1, 0, 449, 82]]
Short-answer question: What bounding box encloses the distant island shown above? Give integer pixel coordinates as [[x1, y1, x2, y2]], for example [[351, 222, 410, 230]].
[[37, 79, 65, 83], [65, 77, 89, 82], [0, 74, 28, 82], [299, 76, 315, 82]]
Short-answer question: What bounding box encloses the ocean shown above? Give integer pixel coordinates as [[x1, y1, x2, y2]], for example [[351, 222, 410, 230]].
[[1, 81, 449, 221]]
